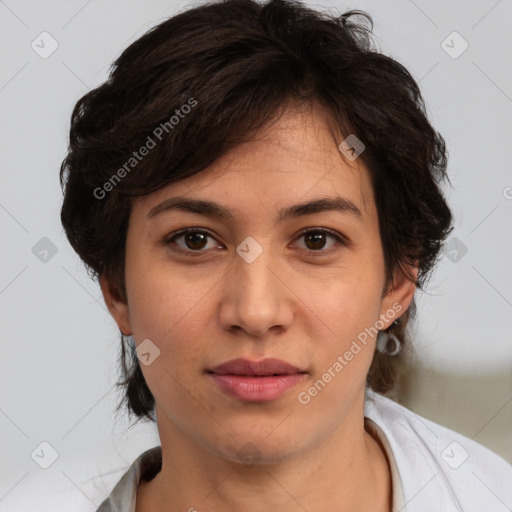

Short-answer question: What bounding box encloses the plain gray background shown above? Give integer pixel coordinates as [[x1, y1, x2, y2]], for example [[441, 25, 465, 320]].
[[1, 0, 511, 510]]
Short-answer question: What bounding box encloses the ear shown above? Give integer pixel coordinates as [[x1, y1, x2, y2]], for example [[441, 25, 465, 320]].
[[99, 274, 133, 335], [379, 264, 418, 328]]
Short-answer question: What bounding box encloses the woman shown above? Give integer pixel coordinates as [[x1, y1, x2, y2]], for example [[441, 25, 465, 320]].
[[59, 0, 512, 510]]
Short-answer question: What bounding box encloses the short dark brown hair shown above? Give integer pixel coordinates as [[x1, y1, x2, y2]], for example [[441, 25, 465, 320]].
[[60, 0, 453, 423]]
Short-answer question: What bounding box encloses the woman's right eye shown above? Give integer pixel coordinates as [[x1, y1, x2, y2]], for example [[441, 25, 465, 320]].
[[164, 229, 223, 255]]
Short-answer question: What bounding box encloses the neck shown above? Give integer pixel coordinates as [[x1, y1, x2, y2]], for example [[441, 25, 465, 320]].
[[136, 398, 391, 512]]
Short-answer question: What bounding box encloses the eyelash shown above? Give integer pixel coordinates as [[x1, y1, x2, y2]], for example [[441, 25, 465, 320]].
[[162, 227, 346, 257]]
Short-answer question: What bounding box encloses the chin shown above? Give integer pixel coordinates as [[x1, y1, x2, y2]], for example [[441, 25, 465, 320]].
[[207, 430, 307, 466]]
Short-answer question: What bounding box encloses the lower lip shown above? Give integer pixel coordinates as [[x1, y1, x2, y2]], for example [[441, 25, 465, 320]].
[[209, 373, 307, 402]]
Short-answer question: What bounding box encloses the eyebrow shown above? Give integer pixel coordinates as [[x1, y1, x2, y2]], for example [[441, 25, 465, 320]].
[[147, 196, 363, 223]]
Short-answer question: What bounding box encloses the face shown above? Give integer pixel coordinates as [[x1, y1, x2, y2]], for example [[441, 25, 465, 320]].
[[102, 102, 416, 464]]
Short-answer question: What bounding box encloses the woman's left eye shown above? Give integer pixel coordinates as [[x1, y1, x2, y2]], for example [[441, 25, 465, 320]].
[[293, 228, 344, 254], [163, 228, 345, 255]]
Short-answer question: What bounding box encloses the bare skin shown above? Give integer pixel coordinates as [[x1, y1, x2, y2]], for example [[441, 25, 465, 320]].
[[101, 101, 416, 512]]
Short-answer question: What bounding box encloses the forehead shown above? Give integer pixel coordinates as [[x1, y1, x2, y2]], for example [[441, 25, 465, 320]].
[[132, 103, 374, 223]]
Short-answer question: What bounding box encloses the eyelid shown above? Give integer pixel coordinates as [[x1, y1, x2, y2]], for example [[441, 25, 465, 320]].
[[294, 226, 347, 243]]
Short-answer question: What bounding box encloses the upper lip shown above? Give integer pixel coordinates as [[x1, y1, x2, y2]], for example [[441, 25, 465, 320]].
[[208, 358, 306, 376]]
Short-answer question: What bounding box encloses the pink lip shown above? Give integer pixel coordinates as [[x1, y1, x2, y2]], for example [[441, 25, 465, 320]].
[[207, 358, 308, 402]]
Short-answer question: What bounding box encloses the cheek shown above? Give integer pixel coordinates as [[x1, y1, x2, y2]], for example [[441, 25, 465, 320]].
[[296, 277, 384, 411], [296, 255, 385, 383], [124, 264, 212, 400], [313, 255, 385, 335], [312, 283, 383, 368], [124, 259, 220, 385], [125, 251, 206, 335]]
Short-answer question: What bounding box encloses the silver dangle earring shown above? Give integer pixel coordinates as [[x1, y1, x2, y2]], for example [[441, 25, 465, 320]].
[[376, 321, 401, 356]]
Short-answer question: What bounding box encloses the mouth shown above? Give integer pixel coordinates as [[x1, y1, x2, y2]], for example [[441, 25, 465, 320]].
[[206, 358, 308, 402]]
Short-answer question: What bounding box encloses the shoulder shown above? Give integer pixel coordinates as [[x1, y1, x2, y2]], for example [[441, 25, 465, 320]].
[[365, 390, 512, 512], [90, 446, 162, 512]]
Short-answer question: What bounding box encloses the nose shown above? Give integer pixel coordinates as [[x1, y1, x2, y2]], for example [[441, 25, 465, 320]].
[[219, 242, 294, 338]]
